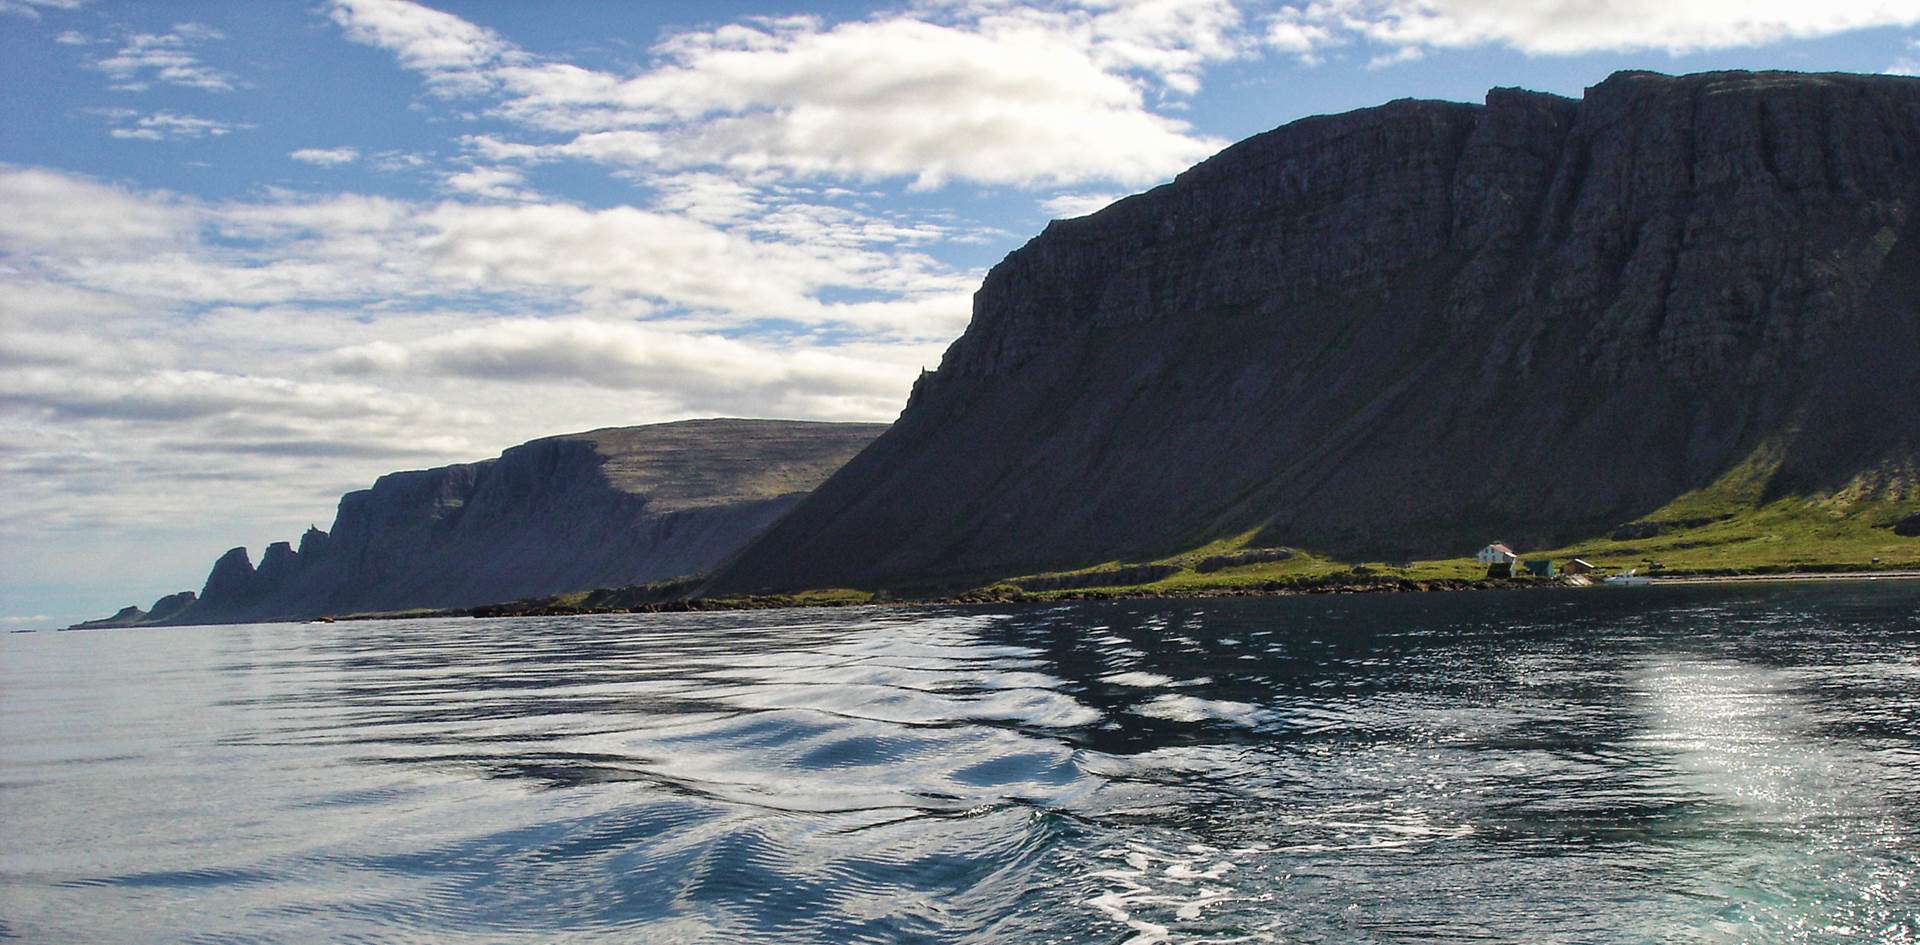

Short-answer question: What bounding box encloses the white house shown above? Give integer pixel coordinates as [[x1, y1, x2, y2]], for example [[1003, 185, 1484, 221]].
[[1476, 542, 1519, 566]]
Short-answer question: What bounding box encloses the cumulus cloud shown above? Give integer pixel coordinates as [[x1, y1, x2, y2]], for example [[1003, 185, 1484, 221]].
[[290, 146, 362, 166], [0, 167, 191, 249], [1264, 10, 1335, 56], [91, 22, 239, 91], [410, 200, 972, 328], [330, 0, 1231, 188], [328, 0, 519, 94], [442, 164, 531, 200], [992, 0, 1249, 95], [1267, 0, 1920, 60]]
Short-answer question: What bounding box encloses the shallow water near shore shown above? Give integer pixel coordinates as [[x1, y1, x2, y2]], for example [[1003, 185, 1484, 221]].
[[4, 581, 1919, 944]]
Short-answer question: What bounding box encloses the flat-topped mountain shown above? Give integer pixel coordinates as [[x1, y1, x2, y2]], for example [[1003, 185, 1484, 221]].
[[96, 419, 885, 626], [711, 70, 1920, 593]]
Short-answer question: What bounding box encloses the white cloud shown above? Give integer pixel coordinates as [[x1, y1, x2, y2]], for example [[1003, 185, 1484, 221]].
[[0, 167, 972, 334], [0, 167, 192, 250], [1367, 44, 1425, 69], [606, 16, 1224, 187], [105, 111, 244, 140], [421, 202, 768, 310], [1001, 0, 1248, 95], [0, 0, 81, 18], [650, 171, 767, 224], [1040, 191, 1124, 218], [0, 366, 426, 424], [328, 0, 518, 94], [290, 146, 362, 166], [0, 166, 965, 552], [1268, 0, 1920, 59], [330, 0, 1230, 188], [92, 22, 239, 91], [442, 164, 530, 200], [368, 149, 431, 173], [1264, 11, 1335, 56], [326, 317, 933, 418]]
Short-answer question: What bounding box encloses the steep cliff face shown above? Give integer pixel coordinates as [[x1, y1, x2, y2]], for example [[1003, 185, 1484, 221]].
[[169, 419, 885, 623], [713, 70, 1920, 593]]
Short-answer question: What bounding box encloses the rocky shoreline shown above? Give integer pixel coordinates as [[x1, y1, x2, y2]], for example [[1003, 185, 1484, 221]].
[[346, 568, 1920, 624]]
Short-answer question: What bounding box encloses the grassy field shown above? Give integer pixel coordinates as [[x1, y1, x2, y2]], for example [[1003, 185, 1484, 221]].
[[415, 454, 1920, 618], [446, 490, 1920, 616], [976, 460, 1920, 598], [1520, 448, 1920, 576]]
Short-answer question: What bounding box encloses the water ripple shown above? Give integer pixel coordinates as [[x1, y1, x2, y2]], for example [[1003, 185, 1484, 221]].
[[3, 584, 1919, 943]]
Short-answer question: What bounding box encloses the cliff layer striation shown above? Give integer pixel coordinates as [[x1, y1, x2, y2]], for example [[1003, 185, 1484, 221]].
[[712, 71, 1920, 592]]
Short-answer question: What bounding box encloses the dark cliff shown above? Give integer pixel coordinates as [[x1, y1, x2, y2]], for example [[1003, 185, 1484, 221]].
[[165, 419, 885, 623], [66, 591, 196, 631], [712, 70, 1920, 593]]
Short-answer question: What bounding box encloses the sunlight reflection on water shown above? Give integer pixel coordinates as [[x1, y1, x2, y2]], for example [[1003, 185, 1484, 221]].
[[2, 582, 1918, 943]]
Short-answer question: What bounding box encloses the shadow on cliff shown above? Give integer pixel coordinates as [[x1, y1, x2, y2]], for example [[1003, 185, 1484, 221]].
[[708, 71, 1920, 594]]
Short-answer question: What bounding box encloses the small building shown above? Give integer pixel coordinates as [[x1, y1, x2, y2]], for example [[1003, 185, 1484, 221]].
[[1476, 542, 1519, 566], [1523, 558, 1557, 578], [1563, 558, 1596, 576]]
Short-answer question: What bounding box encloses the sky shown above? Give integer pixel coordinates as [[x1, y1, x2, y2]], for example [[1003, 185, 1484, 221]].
[[4, 0, 1919, 628]]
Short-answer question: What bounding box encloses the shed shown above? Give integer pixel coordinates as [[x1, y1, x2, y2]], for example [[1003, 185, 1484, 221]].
[[1563, 558, 1596, 575], [1523, 559, 1556, 578]]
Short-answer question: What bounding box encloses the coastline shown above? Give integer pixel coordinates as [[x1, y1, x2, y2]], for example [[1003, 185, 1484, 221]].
[[1640, 569, 1920, 586], [58, 567, 1920, 632], [379, 567, 1920, 623]]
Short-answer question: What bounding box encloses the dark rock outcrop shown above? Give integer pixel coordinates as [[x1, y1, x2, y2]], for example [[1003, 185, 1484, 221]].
[[713, 70, 1920, 593], [161, 419, 884, 624], [145, 592, 196, 622], [66, 605, 149, 630], [65, 591, 198, 631], [296, 526, 329, 559], [201, 548, 261, 606]]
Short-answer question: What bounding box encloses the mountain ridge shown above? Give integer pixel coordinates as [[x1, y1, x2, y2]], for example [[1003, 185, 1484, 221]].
[[88, 419, 885, 626], [709, 69, 1920, 593]]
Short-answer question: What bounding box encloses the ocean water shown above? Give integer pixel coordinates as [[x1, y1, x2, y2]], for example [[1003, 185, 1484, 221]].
[[4, 582, 1919, 944]]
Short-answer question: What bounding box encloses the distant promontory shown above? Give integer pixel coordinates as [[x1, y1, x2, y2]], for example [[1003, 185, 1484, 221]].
[[77, 419, 883, 627]]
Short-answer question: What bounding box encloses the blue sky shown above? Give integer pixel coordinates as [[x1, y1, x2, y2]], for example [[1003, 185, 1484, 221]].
[[4, 0, 1918, 627]]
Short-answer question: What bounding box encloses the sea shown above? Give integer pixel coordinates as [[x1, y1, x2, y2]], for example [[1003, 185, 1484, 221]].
[[3, 581, 1918, 944]]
